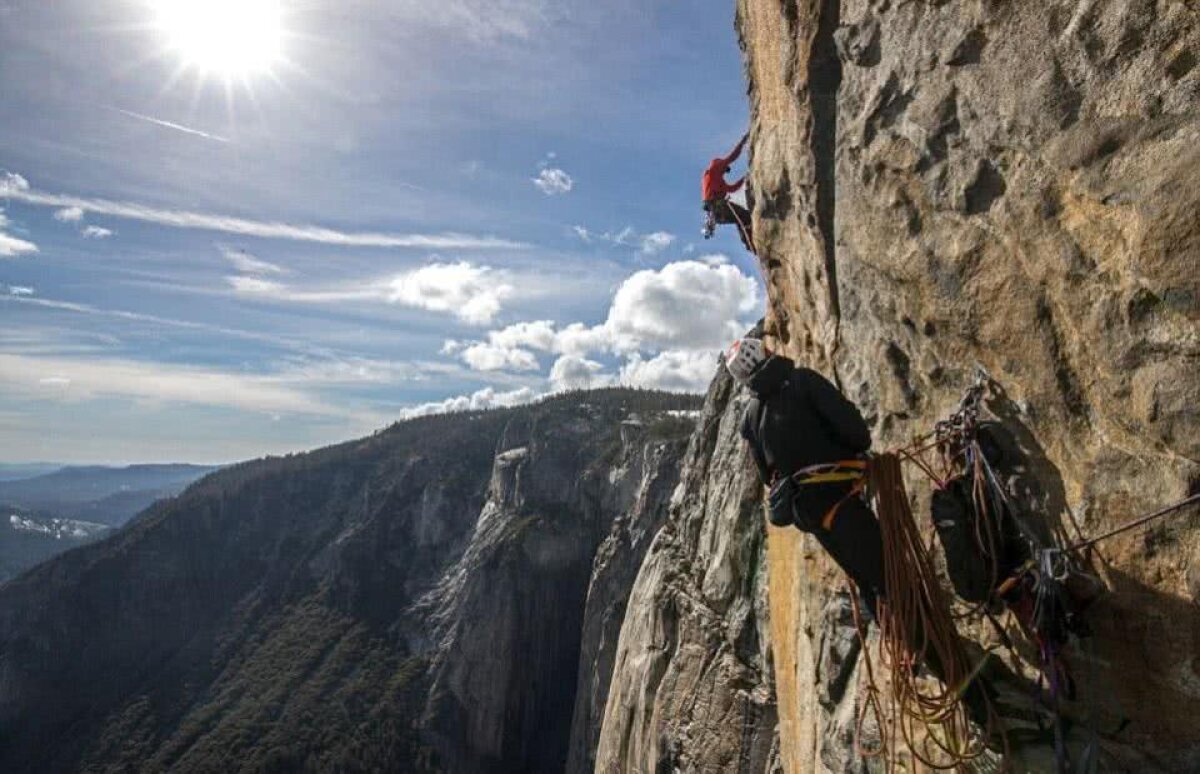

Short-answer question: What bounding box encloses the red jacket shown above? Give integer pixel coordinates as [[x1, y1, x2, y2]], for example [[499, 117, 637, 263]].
[[702, 138, 746, 201]]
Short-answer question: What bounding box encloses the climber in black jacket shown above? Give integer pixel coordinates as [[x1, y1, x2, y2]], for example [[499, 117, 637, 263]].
[[728, 332, 1001, 730], [726, 334, 885, 618]]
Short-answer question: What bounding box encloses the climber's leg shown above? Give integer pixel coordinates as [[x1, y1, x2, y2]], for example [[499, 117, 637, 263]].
[[727, 200, 753, 249], [710, 199, 754, 251], [812, 496, 884, 620]]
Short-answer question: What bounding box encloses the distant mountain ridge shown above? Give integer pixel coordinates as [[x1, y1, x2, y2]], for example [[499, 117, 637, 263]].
[[0, 463, 219, 526], [0, 464, 63, 482]]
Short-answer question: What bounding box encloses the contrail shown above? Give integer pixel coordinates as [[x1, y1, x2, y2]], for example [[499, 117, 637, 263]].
[[111, 107, 232, 144], [0, 172, 527, 250]]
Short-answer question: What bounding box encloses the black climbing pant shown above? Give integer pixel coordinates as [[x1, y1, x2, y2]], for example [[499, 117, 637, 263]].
[[706, 198, 753, 250], [808, 494, 885, 620]]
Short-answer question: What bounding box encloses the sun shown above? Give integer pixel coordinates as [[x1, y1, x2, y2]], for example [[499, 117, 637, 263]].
[[151, 0, 282, 78]]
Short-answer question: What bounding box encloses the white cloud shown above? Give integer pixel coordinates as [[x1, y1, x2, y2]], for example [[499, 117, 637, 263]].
[[487, 319, 557, 351], [446, 259, 753, 374], [398, 386, 541, 419], [0, 207, 37, 257], [639, 231, 676, 256], [0, 172, 29, 196], [0, 232, 38, 257], [461, 341, 539, 372], [3, 175, 524, 250], [442, 258, 755, 392], [602, 257, 757, 353], [386, 261, 512, 325], [573, 224, 678, 257], [222, 246, 284, 275], [550, 355, 612, 391], [533, 167, 574, 196], [553, 322, 612, 357], [81, 225, 113, 239], [0, 353, 349, 417], [227, 276, 289, 296], [54, 206, 84, 223], [451, 319, 606, 373], [223, 260, 514, 325], [6, 285, 34, 296], [619, 350, 717, 393]]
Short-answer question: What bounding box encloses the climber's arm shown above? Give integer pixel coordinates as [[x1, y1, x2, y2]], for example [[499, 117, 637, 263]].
[[802, 370, 872, 453], [721, 133, 748, 166]]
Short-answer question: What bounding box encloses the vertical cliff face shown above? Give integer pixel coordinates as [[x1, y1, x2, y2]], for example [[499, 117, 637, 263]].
[[736, 0, 1199, 770], [595, 371, 779, 773], [418, 408, 691, 772]]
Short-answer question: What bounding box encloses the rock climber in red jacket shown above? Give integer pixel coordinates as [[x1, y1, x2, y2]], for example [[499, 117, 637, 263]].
[[702, 133, 753, 251]]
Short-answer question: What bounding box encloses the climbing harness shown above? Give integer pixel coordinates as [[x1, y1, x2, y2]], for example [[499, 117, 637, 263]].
[[702, 197, 756, 254], [768, 459, 868, 531], [790, 459, 869, 530]]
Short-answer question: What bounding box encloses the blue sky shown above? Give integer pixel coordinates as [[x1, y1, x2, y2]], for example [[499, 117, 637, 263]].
[[0, 0, 759, 464]]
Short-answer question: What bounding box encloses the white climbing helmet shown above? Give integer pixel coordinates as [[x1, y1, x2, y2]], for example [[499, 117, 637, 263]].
[[724, 337, 767, 384]]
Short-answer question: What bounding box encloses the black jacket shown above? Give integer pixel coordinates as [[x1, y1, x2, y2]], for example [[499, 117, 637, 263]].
[[739, 356, 871, 485]]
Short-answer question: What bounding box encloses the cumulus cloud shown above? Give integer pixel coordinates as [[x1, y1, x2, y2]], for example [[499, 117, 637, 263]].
[[222, 246, 284, 275], [54, 206, 84, 223], [639, 231, 675, 256], [550, 355, 612, 391], [386, 261, 512, 325], [533, 167, 574, 196], [2, 173, 524, 250], [487, 319, 557, 351], [602, 257, 758, 352], [82, 225, 113, 239], [619, 350, 718, 393], [444, 258, 757, 391], [452, 319, 608, 373], [461, 341, 539, 372], [398, 386, 540, 419]]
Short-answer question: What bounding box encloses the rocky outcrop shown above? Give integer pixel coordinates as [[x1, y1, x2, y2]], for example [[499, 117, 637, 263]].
[[737, 0, 1200, 770], [594, 371, 779, 773], [417, 407, 691, 772]]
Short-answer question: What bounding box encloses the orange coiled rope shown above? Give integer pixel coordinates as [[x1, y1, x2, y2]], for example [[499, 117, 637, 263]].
[[853, 452, 1004, 770]]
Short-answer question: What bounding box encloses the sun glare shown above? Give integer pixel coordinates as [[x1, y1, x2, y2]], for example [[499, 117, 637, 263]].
[[152, 0, 282, 77]]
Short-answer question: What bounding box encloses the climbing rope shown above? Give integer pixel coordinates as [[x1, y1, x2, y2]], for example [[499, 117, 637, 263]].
[[851, 452, 1002, 771], [803, 369, 1193, 771], [1063, 492, 1200, 553], [726, 198, 757, 256]]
